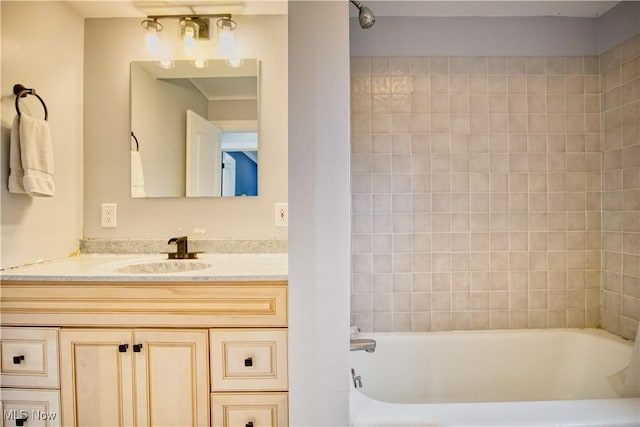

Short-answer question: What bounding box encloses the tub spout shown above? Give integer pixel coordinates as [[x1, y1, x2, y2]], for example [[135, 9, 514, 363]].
[[351, 338, 376, 353]]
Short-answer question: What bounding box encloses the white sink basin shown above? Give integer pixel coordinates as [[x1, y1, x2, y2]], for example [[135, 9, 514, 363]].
[[113, 260, 212, 274]]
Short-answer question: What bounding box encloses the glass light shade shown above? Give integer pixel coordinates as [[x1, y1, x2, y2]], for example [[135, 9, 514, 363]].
[[157, 59, 175, 69], [142, 19, 162, 56], [145, 32, 160, 55], [226, 58, 244, 68], [183, 23, 196, 38], [218, 29, 235, 57], [180, 19, 200, 57], [157, 38, 174, 69], [183, 34, 196, 56], [216, 18, 237, 58], [193, 58, 209, 68]]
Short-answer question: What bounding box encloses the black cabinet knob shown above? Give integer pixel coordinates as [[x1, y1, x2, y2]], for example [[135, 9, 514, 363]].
[[12, 355, 25, 364], [244, 357, 253, 367], [16, 415, 28, 426], [118, 344, 129, 353], [133, 344, 143, 353]]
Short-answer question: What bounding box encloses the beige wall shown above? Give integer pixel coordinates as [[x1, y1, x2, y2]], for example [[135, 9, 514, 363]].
[[351, 55, 603, 332], [601, 34, 640, 341], [0, 1, 84, 269], [83, 15, 287, 240]]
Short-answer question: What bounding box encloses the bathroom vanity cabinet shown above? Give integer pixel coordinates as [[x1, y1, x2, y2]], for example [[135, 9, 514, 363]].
[[0, 279, 289, 427]]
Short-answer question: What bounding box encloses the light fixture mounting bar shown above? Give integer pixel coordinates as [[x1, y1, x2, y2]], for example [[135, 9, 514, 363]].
[[146, 13, 232, 21]]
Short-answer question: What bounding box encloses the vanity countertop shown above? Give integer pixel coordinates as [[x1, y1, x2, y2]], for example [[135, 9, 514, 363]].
[[0, 253, 288, 282]]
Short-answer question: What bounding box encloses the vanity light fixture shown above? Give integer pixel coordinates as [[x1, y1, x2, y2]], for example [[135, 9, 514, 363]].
[[141, 13, 240, 68]]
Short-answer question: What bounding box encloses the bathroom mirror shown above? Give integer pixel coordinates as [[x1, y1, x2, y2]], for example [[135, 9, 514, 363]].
[[130, 59, 259, 198]]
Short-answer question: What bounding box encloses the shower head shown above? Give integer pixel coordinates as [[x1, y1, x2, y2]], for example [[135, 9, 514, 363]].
[[350, 0, 375, 29]]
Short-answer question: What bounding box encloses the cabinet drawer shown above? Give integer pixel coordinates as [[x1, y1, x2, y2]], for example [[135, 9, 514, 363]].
[[0, 328, 58, 389], [211, 392, 287, 427], [210, 330, 287, 391], [0, 388, 61, 427]]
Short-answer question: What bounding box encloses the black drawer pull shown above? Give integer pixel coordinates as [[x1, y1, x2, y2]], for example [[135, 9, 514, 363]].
[[133, 344, 143, 352], [118, 344, 129, 353], [245, 422, 253, 427], [16, 415, 28, 426], [244, 357, 253, 367], [13, 355, 25, 364]]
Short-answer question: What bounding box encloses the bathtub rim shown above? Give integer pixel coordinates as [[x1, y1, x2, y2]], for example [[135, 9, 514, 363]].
[[353, 327, 634, 343]]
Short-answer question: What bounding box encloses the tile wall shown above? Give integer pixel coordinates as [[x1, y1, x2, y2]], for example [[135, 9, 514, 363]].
[[601, 35, 640, 341], [350, 54, 604, 332]]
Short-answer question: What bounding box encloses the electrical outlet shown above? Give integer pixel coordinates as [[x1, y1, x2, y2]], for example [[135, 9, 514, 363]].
[[275, 203, 288, 227], [101, 203, 117, 228]]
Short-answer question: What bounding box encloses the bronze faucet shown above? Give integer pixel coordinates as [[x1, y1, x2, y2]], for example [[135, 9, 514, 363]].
[[167, 236, 191, 259], [166, 236, 204, 259]]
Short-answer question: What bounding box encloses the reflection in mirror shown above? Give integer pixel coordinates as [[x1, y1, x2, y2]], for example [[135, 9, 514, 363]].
[[130, 59, 259, 198]]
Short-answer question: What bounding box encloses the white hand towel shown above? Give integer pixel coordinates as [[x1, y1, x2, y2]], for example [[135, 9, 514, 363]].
[[8, 116, 26, 193], [19, 113, 55, 196], [131, 150, 146, 198]]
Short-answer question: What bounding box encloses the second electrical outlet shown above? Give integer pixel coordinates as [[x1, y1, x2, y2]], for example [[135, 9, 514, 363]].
[[275, 203, 288, 227]]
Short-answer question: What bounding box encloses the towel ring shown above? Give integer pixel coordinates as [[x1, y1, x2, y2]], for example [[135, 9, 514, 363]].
[[131, 132, 140, 152], [13, 84, 48, 121]]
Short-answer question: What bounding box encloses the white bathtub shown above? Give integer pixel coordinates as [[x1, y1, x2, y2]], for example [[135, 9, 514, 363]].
[[350, 329, 640, 427]]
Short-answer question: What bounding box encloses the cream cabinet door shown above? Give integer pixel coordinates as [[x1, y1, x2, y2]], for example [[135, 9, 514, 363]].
[[59, 329, 134, 427], [134, 329, 209, 427]]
